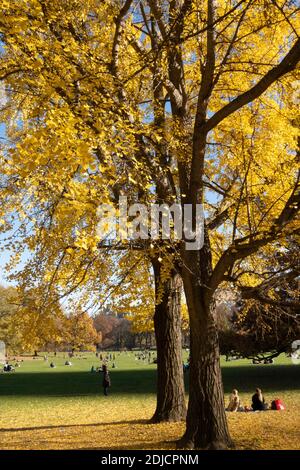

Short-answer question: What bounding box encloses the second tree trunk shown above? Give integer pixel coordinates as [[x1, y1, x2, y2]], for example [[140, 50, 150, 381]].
[[179, 249, 232, 449], [151, 260, 186, 423]]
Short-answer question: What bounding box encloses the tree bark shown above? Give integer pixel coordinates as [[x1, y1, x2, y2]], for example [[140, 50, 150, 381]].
[[151, 259, 186, 423], [178, 246, 232, 449]]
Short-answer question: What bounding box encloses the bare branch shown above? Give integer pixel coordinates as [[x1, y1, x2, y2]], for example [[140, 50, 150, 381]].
[[111, 0, 134, 77]]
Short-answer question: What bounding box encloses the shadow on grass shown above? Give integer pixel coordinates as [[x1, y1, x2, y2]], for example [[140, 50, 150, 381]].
[[0, 369, 156, 397], [0, 364, 299, 397], [222, 364, 300, 394], [0, 419, 148, 433]]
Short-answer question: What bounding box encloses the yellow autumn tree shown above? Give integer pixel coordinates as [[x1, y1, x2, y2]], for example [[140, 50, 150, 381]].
[[6, 286, 68, 353], [65, 311, 101, 351]]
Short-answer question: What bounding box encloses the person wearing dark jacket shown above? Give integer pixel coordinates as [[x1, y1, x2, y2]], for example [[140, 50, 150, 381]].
[[102, 364, 111, 396], [252, 388, 265, 410]]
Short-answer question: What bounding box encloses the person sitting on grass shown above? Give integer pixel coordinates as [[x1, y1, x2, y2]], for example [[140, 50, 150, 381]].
[[50, 362, 56, 368], [226, 389, 240, 412], [65, 361, 72, 366], [3, 362, 14, 372], [252, 388, 265, 411]]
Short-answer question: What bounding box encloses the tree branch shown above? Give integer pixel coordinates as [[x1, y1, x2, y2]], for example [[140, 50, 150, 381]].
[[204, 37, 300, 133]]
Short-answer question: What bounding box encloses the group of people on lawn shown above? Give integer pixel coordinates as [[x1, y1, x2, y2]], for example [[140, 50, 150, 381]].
[[226, 388, 283, 412]]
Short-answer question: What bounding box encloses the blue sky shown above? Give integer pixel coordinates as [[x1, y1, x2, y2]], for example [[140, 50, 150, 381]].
[[0, 122, 9, 285], [0, 122, 19, 287]]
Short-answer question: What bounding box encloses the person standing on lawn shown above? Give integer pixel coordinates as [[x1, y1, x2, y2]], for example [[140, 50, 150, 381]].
[[102, 364, 111, 396]]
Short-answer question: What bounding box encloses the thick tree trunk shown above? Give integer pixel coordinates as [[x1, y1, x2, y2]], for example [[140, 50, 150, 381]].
[[151, 260, 186, 423], [179, 248, 232, 449]]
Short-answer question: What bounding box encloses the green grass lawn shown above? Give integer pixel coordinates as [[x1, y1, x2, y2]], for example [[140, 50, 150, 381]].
[[0, 352, 299, 450]]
